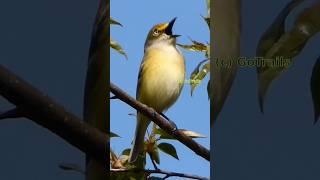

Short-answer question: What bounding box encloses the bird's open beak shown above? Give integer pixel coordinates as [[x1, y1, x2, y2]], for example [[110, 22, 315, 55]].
[[165, 17, 180, 38]]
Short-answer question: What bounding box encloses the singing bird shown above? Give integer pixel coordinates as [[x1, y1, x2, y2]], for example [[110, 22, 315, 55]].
[[129, 18, 186, 163]]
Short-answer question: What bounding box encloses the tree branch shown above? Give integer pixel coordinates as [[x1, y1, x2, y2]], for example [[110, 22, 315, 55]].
[[110, 168, 209, 180], [0, 65, 108, 164], [110, 82, 210, 161]]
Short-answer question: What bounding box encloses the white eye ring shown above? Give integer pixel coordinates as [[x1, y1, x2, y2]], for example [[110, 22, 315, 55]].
[[153, 29, 160, 36]]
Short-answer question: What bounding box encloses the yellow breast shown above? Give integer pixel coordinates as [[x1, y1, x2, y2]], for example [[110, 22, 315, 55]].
[[137, 45, 185, 112]]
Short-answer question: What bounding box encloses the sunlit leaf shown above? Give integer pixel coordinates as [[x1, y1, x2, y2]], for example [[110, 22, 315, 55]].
[[180, 130, 206, 138], [311, 56, 320, 124], [257, 1, 320, 112], [190, 62, 210, 96], [154, 128, 206, 139], [110, 17, 123, 26], [177, 38, 208, 53], [158, 143, 179, 160], [110, 38, 128, 59]]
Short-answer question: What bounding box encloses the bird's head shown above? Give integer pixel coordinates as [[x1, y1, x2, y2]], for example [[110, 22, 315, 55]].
[[144, 17, 180, 50]]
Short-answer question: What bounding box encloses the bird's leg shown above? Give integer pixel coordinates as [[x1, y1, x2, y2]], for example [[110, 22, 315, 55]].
[[151, 110, 178, 132], [159, 112, 178, 132]]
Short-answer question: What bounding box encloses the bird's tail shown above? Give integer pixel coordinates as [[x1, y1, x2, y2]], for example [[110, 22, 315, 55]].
[[129, 113, 150, 163]]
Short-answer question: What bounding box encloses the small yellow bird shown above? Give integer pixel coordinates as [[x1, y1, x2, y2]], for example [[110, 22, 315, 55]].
[[129, 18, 186, 163]]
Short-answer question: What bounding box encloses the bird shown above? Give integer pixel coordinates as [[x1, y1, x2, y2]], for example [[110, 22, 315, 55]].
[[129, 17, 186, 163]]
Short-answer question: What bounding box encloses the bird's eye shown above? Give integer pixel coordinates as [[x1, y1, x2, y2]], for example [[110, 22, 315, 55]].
[[153, 29, 160, 36]]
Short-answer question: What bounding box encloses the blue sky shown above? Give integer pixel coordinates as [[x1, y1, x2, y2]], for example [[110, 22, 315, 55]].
[[110, 0, 210, 178]]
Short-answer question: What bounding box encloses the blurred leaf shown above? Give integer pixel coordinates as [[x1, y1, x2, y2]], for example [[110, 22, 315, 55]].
[[257, 1, 320, 112], [154, 128, 206, 139], [59, 163, 85, 174], [121, 148, 131, 156], [256, 0, 304, 57], [110, 131, 120, 138], [190, 61, 210, 96], [207, 80, 211, 100], [295, 2, 320, 35], [207, 0, 210, 15], [158, 143, 179, 160], [84, 0, 109, 179], [205, 44, 210, 58], [311, 56, 320, 124], [256, 0, 307, 112], [110, 38, 128, 59], [110, 17, 123, 26], [211, 0, 241, 124]]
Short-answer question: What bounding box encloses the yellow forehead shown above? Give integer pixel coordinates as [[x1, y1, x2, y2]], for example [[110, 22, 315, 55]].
[[154, 23, 169, 31]]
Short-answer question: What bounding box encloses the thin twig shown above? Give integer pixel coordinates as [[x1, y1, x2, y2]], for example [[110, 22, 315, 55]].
[[110, 168, 209, 180], [109, 95, 118, 99], [0, 108, 23, 120], [110, 82, 210, 161]]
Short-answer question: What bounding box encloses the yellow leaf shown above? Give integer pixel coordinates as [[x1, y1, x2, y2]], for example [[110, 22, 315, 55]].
[[110, 38, 128, 59]]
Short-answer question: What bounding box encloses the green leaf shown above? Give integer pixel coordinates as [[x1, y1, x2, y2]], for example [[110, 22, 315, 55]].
[[257, 2, 320, 112], [110, 131, 120, 138], [311, 56, 320, 124], [149, 147, 160, 165], [110, 38, 128, 59], [110, 17, 123, 26], [158, 143, 179, 160], [190, 62, 210, 96], [121, 148, 131, 156], [153, 127, 172, 139]]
